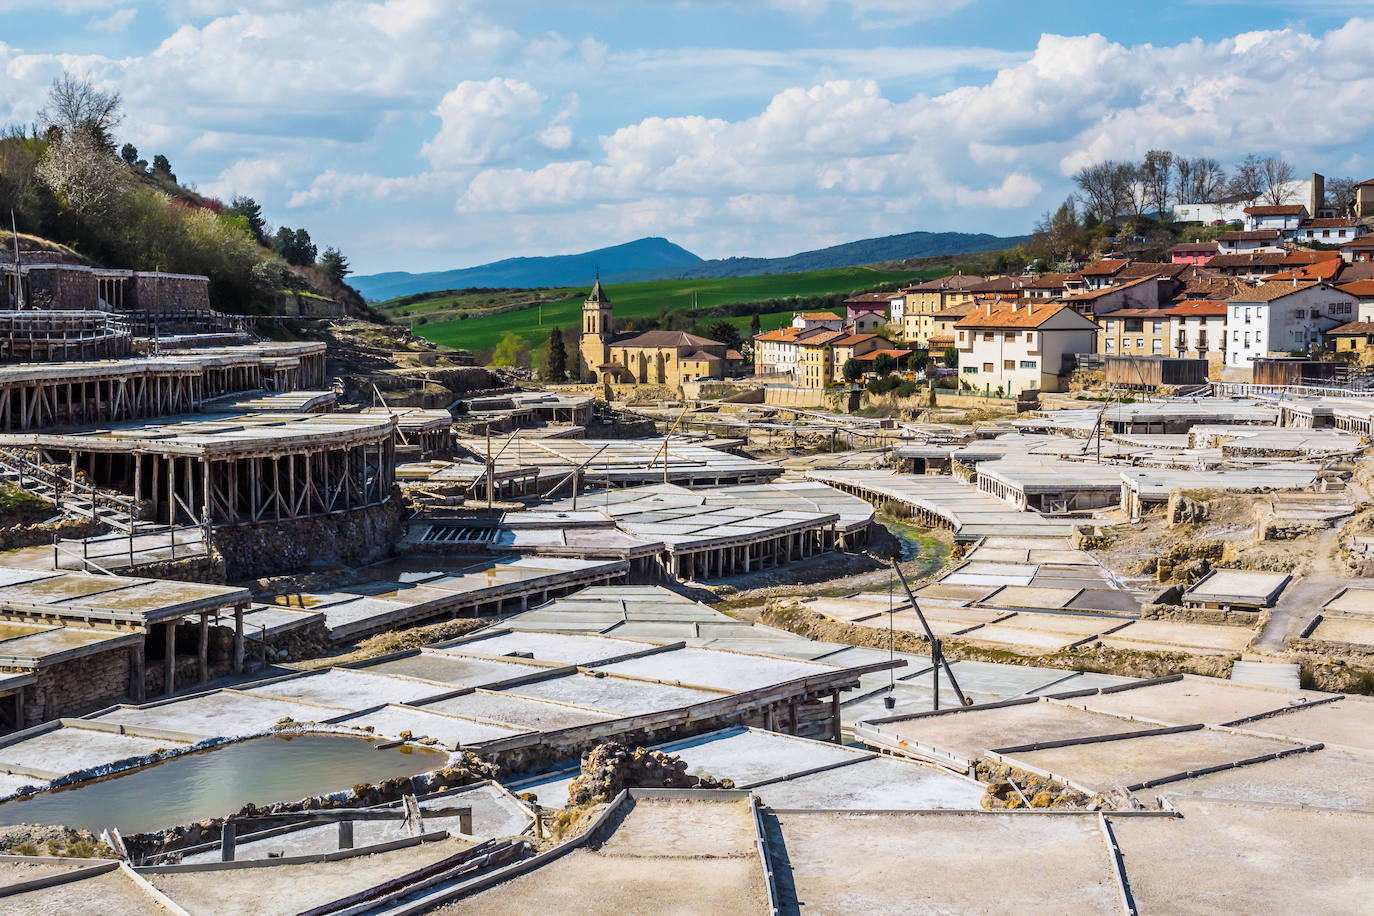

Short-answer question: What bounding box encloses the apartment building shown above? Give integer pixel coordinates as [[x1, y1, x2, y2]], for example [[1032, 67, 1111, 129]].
[[1168, 300, 1228, 375], [955, 301, 1098, 395], [1224, 280, 1360, 378], [900, 275, 983, 346], [1098, 309, 1172, 357]]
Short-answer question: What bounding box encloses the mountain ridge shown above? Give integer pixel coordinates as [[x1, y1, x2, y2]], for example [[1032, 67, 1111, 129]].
[[352, 229, 1026, 301]]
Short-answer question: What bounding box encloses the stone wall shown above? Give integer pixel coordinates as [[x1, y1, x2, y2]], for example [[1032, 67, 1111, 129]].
[[0, 517, 105, 551], [23, 267, 96, 310], [129, 273, 211, 312], [211, 492, 403, 579], [15, 648, 132, 726]]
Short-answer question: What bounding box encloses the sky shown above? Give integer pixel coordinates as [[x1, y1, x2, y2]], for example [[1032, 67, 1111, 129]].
[[4, 1, 1374, 276]]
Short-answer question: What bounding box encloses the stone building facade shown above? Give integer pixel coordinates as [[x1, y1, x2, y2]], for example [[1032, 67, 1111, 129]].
[[578, 281, 743, 384]]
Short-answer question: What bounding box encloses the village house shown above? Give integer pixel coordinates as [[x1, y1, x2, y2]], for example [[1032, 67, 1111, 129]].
[[954, 301, 1098, 395], [792, 311, 844, 331], [829, 333, 891, 382], [1168, 300, 1228, 374], [1223, 280, 1361, 379], [1356, 178, 1374, 219], [926, 302, 976, 355], [1244, 204, 1308, 233], [900, 275, 983, 346], [1023, 273, 1073, 299], [1056, 275, 1169, 317], [1326, 321, 1374, 356], [752, 326, 803, 379], [578, 281, 742, 385], [1293, 218, 1365, 245], [843, 291, 896, 326], [1205, 252, 1289, 279], [1217, 230, 1284, 254], [1339, 280, 1374, 321], [796, 329, 846, 388], [1341, 237, 1374, 264], [1097, 308, 1172, 358], [1170, 240, 1219, 265]]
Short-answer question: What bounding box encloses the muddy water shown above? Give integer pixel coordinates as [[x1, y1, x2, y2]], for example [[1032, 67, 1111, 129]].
[[0, 734, 445, 835], [879, 514, 950, 580]]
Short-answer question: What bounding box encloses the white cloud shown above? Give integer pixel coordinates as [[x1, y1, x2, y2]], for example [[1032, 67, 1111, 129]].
[[421, 78, 545, 169], [88, 7, 137, 31]]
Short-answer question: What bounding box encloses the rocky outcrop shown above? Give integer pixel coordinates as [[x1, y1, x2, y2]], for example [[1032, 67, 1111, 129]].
[[566, 742, 732, 806]]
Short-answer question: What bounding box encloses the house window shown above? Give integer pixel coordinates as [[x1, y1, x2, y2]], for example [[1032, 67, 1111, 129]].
[[963, 366, 978, 374], [983, 332, 994, 341], [1244, 333, 1251, 346], [1295, 309, 1305, 318], [1136, 338, 1144, 349], [1020, 360, 1037, 368], [1153, 321, 1163, 332], [1003, 360, 1015, 370], [1152, 339, 1162, 354], [1104, 339, 1115, 353], [958, 332, 966, 342], [983, 362, 994, 372], [1006, 332, 1017, 342]]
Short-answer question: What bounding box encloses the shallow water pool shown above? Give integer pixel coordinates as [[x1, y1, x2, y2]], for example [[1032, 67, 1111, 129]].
[[0, 733, 445, 835]]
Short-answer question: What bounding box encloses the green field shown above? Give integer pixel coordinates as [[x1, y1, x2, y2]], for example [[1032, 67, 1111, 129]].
[[377, 266, 941, 354]]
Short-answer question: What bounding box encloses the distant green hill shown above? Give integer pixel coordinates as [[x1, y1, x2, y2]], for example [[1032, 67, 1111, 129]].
[[378, 265, 943, 355]]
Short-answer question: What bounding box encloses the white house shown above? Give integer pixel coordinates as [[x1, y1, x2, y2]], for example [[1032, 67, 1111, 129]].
[[1244, 204, 1308, 233], [1217, 230, 1284, 254], [1224, 280, 1360, 377], [752, 326, 803, 380], [887, 293, 907, 325], [1292, 219, 1365, 246], [791, 311, 843, 331], [955, 301, 1098, 395]]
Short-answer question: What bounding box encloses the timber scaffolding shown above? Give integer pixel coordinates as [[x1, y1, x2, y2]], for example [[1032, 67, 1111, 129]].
[[0, 310, 132, 363], [0, 342, 327, 433], [0, 412, 398, 528]]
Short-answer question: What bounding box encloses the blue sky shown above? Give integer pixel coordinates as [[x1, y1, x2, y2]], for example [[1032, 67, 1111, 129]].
[[4, 1, 1374, 275]]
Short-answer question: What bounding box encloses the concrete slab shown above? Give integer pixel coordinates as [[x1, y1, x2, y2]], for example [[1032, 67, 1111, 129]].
[[1322, 587, 1374, 617], [597, 797, 758, 858], [337, 705, 527, 748], [757, 756, 984, 810], [592, 647, 833, 692], [445, 631, 655, 665], [357, 652, 548, 688], [773, 811, 1121, 914], [498, 673, 723, 716], [1148, 745, 1374, 812], [0, 726, 191, 776], [915, 583, 1000, 603], [244, 669, 452, 709], [91, 691, 346, 738], [1003, 727, 1303, 792], [1184, 569, 1289, 608], [1307, 614, 1374, 647], [149, 837, 474, 916], [869, 701, 1148, 767], [7, 867, 167, 914], [982, 585, 1081, 610], [1109, 798, 1374, 914], [418, 691, 615, 732], [1235, 696, 1374, 752], [1065, 677, 1324, 726], [1101, 619, 1253, 655], [657, 727, 868, 788], [1064, 588, 1142, 613]]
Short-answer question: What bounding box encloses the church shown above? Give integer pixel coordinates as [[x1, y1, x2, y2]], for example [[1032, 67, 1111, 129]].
[[577, 280, 744, 385]]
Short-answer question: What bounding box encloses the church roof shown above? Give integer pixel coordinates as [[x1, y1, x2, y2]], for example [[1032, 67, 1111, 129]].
[[585, 279, 609, 303], [611, 329, 724, 349]]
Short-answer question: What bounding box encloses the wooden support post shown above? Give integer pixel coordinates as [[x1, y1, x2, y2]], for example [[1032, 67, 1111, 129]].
[[338, 820, 353, 850], [830, 689, 842, 743], [129, 642, 145, 702], [163, 619, 177, 696], [233, 605, 245, 674], [198, 612, 209, 684], [220, 823, 236, 862]]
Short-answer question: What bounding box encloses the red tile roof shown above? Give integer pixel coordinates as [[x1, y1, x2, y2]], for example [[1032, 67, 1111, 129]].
[[1168, 300, 1228, 316], [955, 302, 1087, 329], [1337, 280, 1374, 298], [1341, 237, 1374, 248], [1170, 241, 1220, 252], [1218, 230, 1282, 242], [1243, 205, 1306, 216], [1227, 280, 1326, 303], [1327, 321, 1374, 335], [797, 311, 842, 320], [1079, 259, 1131, 277], [754, 327, 802, 343]]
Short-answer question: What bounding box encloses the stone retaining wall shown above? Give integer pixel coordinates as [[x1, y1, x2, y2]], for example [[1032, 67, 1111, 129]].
[[15, 648, 132, 727], [211, 494, 403, 579]]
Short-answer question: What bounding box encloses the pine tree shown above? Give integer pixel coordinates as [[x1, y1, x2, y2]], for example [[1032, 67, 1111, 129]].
[[749, 312, 761, 337], [543, 327, 567, 383]]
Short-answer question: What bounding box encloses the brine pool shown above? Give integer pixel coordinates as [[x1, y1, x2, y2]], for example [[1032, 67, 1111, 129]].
[[0, 733, 446, 835]]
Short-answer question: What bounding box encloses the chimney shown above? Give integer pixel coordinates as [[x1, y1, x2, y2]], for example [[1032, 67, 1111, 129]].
[[1311, 172, 1324, 216]]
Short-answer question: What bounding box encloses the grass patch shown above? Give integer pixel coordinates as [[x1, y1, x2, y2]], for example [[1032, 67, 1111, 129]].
[[0, 483, 54, 526], [377, 266, 934, 353]]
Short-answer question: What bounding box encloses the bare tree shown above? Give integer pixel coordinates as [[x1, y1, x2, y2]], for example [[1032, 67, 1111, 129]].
[[1110, 162, 1146, 222], [1074, 161, 1118, 224], [1323, 176, 1357, 217], [1260, 155, 1297, 206], [1192, 157, 1227, 201], [1172, 157, 1195, 204], [38, 71, 123, 152], [1228, 154, 1266, 206], [1140, 149, 1174, 217]]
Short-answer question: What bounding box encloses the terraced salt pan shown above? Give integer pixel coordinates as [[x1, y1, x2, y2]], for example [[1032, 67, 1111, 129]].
[[758, 755, 984, 810], [446, 631, 652, 665], [598, 798, 758, 858], [1065, 677, 1325, 725], [418, 691, 613, 732], [593, 647, 833, 692], [92, 691, 345, 738], [244, 669, 451, 709], [357, 653, 548, 688], [338, 705, 526, 748], [8, 868, 167, 914], [498, 673, 722, 715], [0, 726, 190, 776], [1101, 620, 1253, 654], [1236, 696, 1374, 751], [660, 727, 869, 788], [982, 586, 1081, 610], [1308, 615, 1374, 646], [1150, 746, 1374, 812], [1003, 728, 1303, 792]]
